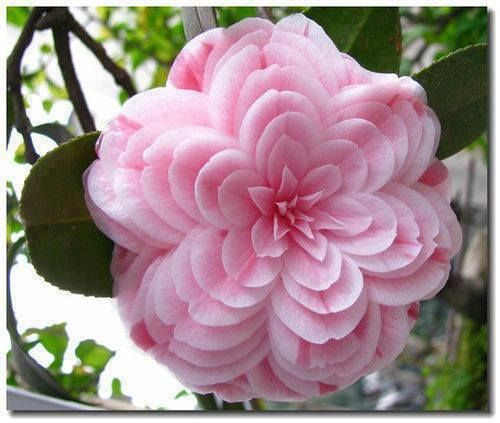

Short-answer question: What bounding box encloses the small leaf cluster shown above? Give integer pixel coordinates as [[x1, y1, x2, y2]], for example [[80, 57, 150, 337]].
[[7, 323, 120, 400]]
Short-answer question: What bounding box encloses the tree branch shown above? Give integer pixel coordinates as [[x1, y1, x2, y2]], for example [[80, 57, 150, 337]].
[[6, 8, 48, 163], [49, 9, 95, 132], [257, 7, 274, 22], [181, 7, 217, 41], [66, 14, 137, 97], [438, 273, 487, 323]]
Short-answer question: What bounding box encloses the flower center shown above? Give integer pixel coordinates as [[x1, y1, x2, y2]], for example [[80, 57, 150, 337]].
[[273, 194, 315, 240]]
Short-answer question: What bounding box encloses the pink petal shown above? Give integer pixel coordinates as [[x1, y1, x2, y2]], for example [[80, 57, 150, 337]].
[[298, 164, 341, 199], [323, 118, 395, 192], [247, 359, 306, 402], [290, 230, 328, 261], [169, 137, 229, 222], [239, 90, 321, 154], [222, 226, 283, 287], [168, 27, 224, 91], [195, 149, 254, 229], [328, 193, 397, 256], [252, 216, 289, 258], [309, 139, 367, 194], [114, 168, 184, 246], [271, 284, 368, 343], [282, 256, 364, 314], [366, 260, 448, 306], [267, 308, 360, 368], [218, 169, 266, 226], [209, 45, 262, 134], [277, 166, 299, 200], [168, 326, 267, 367], [121, 87, 209, 127], [235, 64, 329, 131], [284, 242, 342, 290], [350, 192, 422, 273], [248, 186, 276, 216], [267, 136, 308, 189]]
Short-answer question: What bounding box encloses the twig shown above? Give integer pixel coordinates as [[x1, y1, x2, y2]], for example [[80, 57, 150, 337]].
[[438, 273, 486, 323], [49, 9, 95, 132], [7, 8, 47, 163], [257, 7, 274, 22], [413, 41, 430, 66], [66, 14, 136, 97], [181, 7, 217, 41]]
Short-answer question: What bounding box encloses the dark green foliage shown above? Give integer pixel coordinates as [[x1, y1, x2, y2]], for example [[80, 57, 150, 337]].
[[413, 44, 487, 159], [424, 320, 488, 410], [24, 323, 69, 370], [306, 7, 402, 73], [8, 322, 118, 400], [20, 132, 114, 297], [216, 7, 257, 27]]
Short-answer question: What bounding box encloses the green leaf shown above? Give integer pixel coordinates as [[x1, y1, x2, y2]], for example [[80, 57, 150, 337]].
[[413, 44, 487, 159], [31, 122, 74, 145], [14, 144, 26, 164], [175, 389, 188, 399], [20, 132, 115, 297], [9, 338, 74, 400], [43, 99, 54, 113], [23, 323, 69, 370], [111, 378, 124, 397], [75, 339, 115, 372], [306, 7, 402, 73], [7, 7, 31, 27]]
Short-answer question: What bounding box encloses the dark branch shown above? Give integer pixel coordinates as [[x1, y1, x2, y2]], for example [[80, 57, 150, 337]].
[[6, 8, 48, 163], [50, 9, 95, 132], [66, 14, 137, 97], [181, 7, 217, 41], [438, 274, 487, 323], [257, 7, 274, 22]]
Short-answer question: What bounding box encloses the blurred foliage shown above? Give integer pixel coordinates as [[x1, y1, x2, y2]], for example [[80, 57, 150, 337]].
[[7, 322, 120, 400], [6, 182, 27, 251], [423, 319, 488, 410], [400, 7, 487, 75], [400, 7, 488, 162]]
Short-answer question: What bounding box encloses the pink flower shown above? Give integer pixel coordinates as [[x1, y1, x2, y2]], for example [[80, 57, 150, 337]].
[[84, 14, 462, 402]]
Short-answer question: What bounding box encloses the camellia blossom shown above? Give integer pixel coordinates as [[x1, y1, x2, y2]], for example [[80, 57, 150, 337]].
[[84, 14, 462, 402]]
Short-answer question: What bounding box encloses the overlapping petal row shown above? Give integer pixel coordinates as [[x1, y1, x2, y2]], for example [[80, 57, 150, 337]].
[[84, 14, 462, 402]]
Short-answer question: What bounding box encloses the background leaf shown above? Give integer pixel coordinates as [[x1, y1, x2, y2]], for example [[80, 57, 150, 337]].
[[75, 340, 115, 372], [7, 6, 31, 27], [23, 323, 69, 370], [413, 43, 487, 159], [20, 132, 114, 297], [31, 122, 74, 145], [306, 7, 402, 73]]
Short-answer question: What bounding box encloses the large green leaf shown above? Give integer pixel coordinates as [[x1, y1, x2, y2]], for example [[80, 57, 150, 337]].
[[413, 44, 487, 159], [306, 7, 402, 73], [20, 132, 114, 297]]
